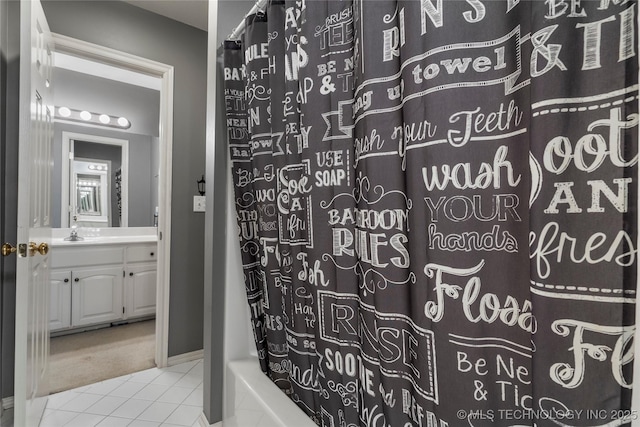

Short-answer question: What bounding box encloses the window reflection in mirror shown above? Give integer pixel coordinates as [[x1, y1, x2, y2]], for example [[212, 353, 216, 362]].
[[71, 140, 123, 227], [72, 160, 110, 226]]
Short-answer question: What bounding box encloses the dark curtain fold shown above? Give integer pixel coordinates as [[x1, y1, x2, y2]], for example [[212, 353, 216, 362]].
[[223, 0, 639, 425], [224, 38, 270, 374]]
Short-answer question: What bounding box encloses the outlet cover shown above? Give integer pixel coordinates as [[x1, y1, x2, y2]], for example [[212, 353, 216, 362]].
[[193, 195, 206, 212]]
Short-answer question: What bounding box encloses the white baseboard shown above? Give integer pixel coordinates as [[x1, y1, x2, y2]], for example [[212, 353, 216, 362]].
[[167, 349, 204, 366], [2, 396, 13, 410]]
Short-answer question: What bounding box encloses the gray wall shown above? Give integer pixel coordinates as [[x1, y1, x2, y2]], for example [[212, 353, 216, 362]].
[[41, 0, 207, 359], [1, 0, 19, 400], [203, 1, 255, 423], [52, 122, 156, 228]]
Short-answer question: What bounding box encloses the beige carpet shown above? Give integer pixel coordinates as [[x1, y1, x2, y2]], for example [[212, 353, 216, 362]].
[[49, 320, 156, 394]]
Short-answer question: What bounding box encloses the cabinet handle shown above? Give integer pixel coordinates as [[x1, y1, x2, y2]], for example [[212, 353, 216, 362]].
[[150, 252, 154, 256], [74, 277, 79, 282], [64, 278, 69, 283], [129, 272, 134, 276]]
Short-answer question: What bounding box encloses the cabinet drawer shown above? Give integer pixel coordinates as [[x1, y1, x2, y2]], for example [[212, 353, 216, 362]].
[[126, 244, 158, 263], [52, 247, 124, 268]]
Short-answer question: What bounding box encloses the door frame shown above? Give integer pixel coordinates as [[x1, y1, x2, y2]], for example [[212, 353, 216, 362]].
[[52, 33, 173, 367]]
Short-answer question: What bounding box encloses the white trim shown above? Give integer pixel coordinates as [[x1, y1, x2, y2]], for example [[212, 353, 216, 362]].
[[157, 66, 174, 368], [53, 51, 162, 91], [2, 397, 14, 410], [167, 349, 204, 366], [52, 34, 171, 78], [61, 132, 129, 228], [52, 33, 174, 370]]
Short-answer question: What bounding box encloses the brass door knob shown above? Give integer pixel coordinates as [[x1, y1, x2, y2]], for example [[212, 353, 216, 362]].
[[1, 243, 16, 257], [29, 242, 49, 256]]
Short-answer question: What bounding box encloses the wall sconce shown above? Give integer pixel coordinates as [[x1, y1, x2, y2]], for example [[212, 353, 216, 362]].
[[197, 175, 206, 196], [55, 106, 131, 129]]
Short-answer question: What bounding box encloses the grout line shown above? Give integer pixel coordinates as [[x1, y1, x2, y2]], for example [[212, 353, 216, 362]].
[[42, 359, 204, 427]]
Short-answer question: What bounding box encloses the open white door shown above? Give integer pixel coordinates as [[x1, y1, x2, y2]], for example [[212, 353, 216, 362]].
[[14, 0, 54, 425]]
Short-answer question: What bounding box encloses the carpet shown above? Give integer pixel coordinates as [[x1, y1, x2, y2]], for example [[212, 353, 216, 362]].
[[49, 320, 156, 394]]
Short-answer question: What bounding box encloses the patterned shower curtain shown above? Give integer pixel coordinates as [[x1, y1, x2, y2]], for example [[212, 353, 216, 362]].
[[223, 1, 639, 425]]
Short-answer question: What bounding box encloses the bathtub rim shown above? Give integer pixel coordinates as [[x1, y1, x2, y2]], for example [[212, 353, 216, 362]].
[[225, 357, 317, 427]]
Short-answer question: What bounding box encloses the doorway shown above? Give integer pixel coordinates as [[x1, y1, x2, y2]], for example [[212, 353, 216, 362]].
[[51, 33, 174, 387]]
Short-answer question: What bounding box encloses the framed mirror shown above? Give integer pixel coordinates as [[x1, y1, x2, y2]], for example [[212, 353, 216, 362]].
[[72, 160, 110, 224], [60, 132, 129, 228]]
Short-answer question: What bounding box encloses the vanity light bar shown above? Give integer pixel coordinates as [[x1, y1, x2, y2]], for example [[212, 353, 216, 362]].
[[55, 106, 131, 130], [88, 164, 108, 171]]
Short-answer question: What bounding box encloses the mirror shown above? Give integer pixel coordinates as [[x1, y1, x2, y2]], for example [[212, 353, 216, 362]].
[[58, 134, 135, 228], [77, 181, 101, 213], [56, 131, 159, 229], [52, 54, 161, 230], [72, 159, 110, 225]]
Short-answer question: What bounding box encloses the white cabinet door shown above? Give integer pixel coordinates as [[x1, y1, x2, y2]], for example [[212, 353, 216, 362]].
[[71, 266, 124, 327], [49, 270, 71, 331], [126, 263, 157, 318]]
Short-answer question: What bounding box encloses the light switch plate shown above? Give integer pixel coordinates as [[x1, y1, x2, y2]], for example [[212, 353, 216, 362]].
[[193, 195, 206, 212]]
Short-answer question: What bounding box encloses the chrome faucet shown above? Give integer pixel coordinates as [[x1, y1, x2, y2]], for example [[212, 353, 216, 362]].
[[64, 216, 84, 241]]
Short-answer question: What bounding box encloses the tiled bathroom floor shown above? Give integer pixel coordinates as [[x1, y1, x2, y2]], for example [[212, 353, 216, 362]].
[[3, 359, 204, 427]]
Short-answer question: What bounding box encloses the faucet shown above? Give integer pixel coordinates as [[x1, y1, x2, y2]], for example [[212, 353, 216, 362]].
[[64, 215, 84, 241]]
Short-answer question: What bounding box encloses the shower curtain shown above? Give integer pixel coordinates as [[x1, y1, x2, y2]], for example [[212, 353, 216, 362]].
[[223, 1, 639, 425]]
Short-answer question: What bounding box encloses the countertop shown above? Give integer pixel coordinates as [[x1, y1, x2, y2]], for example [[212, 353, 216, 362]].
[[51, 227, 158, 247]]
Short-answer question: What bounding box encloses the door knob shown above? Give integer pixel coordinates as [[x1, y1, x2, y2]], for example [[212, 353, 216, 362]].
[[1, 243, 16, 257], [2, 243, 28, 257], [29, 242, 49, 256]]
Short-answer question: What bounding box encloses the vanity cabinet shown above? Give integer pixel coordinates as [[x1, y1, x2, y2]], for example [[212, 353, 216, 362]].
[[126, 264, 156, 318], [124, 244, 157, 319], [71, 266, 124, 327], [50, 270, 72, 330], [49, 242, 157, 333]]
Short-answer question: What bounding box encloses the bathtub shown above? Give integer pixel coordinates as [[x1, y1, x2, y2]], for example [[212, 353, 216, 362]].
[[222, 358, 317, 427]]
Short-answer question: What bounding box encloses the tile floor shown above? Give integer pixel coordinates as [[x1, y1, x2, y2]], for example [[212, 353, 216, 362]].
[[4, 359, 204, 427]]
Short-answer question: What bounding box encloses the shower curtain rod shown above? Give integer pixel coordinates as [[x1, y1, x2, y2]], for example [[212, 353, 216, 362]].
[[227, 0, 269, 40]]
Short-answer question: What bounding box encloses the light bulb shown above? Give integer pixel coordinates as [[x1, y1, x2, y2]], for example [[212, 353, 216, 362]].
[[58, 107, 71, 117], [117, 117, 129, 127], [80, 111, 92, 121], [99, 114, 110, 124]]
